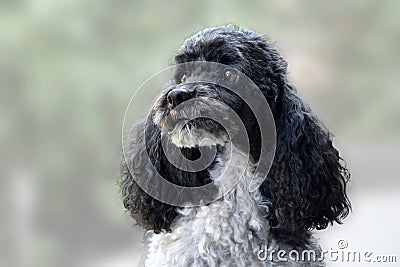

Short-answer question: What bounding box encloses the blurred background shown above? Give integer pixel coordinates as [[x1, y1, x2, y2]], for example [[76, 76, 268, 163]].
[[1, 0, 399, 266]]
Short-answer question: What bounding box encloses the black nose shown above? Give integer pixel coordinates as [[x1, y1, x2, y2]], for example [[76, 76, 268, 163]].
[[167, 88, 191, 108]]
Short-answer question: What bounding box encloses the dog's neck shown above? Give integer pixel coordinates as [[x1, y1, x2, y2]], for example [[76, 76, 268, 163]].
[[146, 145, 271, 266]]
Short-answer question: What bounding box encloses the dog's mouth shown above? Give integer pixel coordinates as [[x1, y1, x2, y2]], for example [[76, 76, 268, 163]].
[[153, 96, 237, 148], [163, 116, 229, 148]]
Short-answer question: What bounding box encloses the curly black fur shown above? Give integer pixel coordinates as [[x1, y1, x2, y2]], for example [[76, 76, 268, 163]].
[[121, 118, 216, 233], [120, 25, 350, 247]]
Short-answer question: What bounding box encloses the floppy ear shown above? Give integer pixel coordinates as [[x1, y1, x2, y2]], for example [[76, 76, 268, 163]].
[[263, 83, 350, 235], [120, 120, 178, 233], [120, 117, 214, 233]]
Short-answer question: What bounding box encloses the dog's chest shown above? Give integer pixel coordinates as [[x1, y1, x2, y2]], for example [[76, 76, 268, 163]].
[[145, 152, 270, 266], [146, 197, 268, 266]]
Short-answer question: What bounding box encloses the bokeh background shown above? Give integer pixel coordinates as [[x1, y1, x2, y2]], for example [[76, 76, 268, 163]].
[[1, 1, 399, 266]]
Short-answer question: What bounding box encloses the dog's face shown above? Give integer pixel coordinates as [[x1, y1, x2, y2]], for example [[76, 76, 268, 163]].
[[152, 75, 235, 148], [151, 26, 281, 154], [121, 25, 350, 244]]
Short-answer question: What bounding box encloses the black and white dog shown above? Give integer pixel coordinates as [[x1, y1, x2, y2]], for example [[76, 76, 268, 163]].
[[120, 25, 350, 266]]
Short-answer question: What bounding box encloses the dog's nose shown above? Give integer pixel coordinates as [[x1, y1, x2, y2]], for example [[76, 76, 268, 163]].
[[167, 88, 191, 108]]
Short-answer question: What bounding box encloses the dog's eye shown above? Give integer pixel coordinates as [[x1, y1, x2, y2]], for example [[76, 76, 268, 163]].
[[223, 69, 239, 83], [180, 74, 187, 83]]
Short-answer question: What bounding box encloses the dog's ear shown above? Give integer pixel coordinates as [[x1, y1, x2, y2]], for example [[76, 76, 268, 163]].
[[263, 83, 351, 234], [120, 120, 178, 233]]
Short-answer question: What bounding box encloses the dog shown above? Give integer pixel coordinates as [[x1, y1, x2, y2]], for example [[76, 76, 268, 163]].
[[120, 25, 350, 266]]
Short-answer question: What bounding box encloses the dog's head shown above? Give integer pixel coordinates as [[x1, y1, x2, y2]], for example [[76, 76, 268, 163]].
[[152, 26, 282, 157], [121, 25, 350, 242]]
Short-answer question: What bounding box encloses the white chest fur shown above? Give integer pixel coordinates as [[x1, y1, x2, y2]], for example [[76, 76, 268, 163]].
[[145, 148, 272, 267]]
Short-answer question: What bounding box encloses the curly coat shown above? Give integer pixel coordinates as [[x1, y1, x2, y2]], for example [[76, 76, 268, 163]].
[[120, 25, 350, 266]]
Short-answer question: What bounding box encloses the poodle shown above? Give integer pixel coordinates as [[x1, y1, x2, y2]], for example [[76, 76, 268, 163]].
[[120, 25, 350, 266]]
